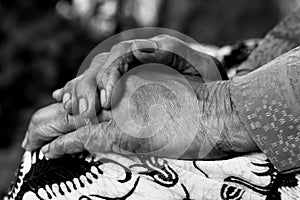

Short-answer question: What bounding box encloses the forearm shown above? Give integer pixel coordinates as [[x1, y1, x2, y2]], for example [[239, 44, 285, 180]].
[[112, 71, 255, 160], [189, 79, 258, 160], [231, 46, 300, 173]]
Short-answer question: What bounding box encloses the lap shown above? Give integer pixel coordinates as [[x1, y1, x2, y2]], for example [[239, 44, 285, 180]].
[[4, 150, 299, 200]]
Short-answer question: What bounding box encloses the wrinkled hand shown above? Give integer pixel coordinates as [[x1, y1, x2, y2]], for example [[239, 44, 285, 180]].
[[24, 68, 258, 160], [54, 35, 228, 118], [21, 103, 111, 152], [23, 35, 257, 160]]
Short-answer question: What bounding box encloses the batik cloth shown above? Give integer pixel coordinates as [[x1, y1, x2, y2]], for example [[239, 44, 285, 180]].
[[4, 150, 300, 200]]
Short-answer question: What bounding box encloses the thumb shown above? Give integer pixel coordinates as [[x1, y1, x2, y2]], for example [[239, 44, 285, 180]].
[[132, 39, 174, 66], [132, 37, 195, 74]]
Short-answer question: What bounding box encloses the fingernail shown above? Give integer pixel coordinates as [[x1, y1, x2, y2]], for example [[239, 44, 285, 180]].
[[134, 40, 156, 53], [63, 93, 71, 103], [79, 98, 88, 115], [64, 100, 72, 112], [100, 89, 106, 106], [41, 144, 49, 154]]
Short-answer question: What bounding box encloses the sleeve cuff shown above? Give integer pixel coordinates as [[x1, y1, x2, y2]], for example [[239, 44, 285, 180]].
[[230, 59, 300, 173]]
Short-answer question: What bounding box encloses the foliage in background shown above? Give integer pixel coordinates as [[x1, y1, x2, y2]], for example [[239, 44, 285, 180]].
[[0, 0, 99, 147]]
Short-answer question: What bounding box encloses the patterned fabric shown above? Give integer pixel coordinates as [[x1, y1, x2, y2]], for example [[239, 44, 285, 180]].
[[3, 150, 300, 200], [196, 38, 300, 173], [231, 47, 300, 173], [4, 39, 300, 200]]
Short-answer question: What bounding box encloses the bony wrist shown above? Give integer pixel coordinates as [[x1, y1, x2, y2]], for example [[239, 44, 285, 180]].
[[195, 80, 259, 158]]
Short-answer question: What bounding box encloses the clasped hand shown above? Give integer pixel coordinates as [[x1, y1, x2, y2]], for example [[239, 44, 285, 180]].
[[22, 35, 257, 159]]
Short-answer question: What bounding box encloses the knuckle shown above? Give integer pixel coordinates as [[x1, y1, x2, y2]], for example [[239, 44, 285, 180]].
[[95, 74, 104, 88], [93, 52, 109, 63], [53, 137, 65, 151], [65, 80, 73, 89], [77, 76, 93, 92], [91, 52, 109, 69], [31, 109, 42, 124], [62, 113, 80, 130], [97, 69, 110, 86], [153, 34, 181, 49], [111, 40, 134, 54], [78, 125, 90, 141], [64, 79, 77, 92], [62, 113, 71, 128]]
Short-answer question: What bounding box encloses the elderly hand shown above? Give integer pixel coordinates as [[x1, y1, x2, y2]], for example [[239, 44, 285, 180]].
[[22, 35, 258, 160], [24, 65, 258, 160], [53, 35, 228, 119], [21, 103, 111, 151]]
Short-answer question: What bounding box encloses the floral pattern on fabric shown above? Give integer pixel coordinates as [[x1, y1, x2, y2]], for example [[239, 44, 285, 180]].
[[4, 150, 300, 200]]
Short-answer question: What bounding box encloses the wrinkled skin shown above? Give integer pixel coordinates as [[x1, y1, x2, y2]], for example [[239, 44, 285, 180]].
[[22, 35, 258, 160], [22, 71, 257, 160], [53, 35, 226, 118]]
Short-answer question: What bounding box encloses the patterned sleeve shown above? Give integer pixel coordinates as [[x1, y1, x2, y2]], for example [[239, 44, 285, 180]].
[[230, 46, 300, 173]]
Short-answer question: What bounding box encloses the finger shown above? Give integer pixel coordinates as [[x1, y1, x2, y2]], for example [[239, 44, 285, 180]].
[[97, 38, 165, 110], [133, 35, 199, 72], [76, 53, 109, 118], [65, 89, 81, 115], [27, 103, 66, 130], [24, 106, 111, 150], [52, 88, 63, 101], [134, 36, 221, 80], [77, 77, 100, 119], [153, 35, 223, 79], [63, 93, 73, 113], [98, 45, 136, 109], [41, 121, 115, 159], [133, 36, 185, 69], [22, 103, 66, 148], [132, 39, 165, 62], [24, 108, 112, 151], [100, 89, 107, 108], [52, 75, 82, 104], [101, 66, 122, 109], [88, 52, 110, 73], [135, 35, 198, 72], [61, 75, 83, 114], [24, 113, 86, 151]]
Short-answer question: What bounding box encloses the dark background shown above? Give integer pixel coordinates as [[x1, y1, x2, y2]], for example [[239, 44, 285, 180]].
[[0, 0, 298, 196]]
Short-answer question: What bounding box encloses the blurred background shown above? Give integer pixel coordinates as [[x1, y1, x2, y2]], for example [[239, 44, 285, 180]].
[[0, 0, 299, 197]]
